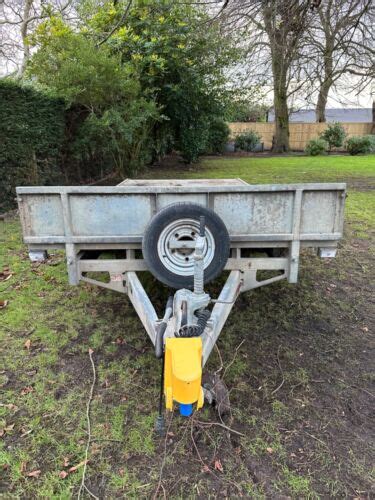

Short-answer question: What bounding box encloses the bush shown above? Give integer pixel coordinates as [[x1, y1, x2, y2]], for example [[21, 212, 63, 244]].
[[205, 118, 230, 154], [320, 122, 346, 150], [234, 131, 261, 152], [0, 80, 65, 212], [305, 138, 328, 156], [179, 117, 210, 163], [345, 135, 373, 155], [364, 134, 375, 153]]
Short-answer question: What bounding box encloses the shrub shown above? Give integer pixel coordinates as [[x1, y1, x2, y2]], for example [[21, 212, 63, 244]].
[[179, 117, 210, 163], [364, 134, 375, 153], [205, 118, 230, 154], [0, 80, 65, 212], [305, 138, 328, 156], [345, 135, 373, 155], [234, 131, 261, 152], [320, 122, 346, 150]]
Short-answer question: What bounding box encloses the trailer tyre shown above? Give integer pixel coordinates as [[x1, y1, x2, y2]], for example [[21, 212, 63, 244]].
[[142, 203, 230, 289]]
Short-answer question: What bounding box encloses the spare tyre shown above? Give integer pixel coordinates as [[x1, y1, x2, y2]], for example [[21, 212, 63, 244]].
[[142, 203, 230, 289]]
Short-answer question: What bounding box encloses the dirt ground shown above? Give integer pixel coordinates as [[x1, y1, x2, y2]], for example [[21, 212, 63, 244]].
[[1, 155, 374, 498]]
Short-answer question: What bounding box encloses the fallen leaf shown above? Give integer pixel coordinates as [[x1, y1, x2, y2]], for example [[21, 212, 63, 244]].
[[63, 457, 70, 467], [26, 469, 41, 478], [214, 459, 223, 473], [68, 460, 87, 473], [24, 339, 31, 350], [201, 465, 210, 473], [361, 326, 369, 332], [3, 403, 18, 411], [20, 386, 34, 395], [59, 470, 69, 479], [20, 462, 27, 473], [266, 447, 274, 454], [0, 300, 9, 309]]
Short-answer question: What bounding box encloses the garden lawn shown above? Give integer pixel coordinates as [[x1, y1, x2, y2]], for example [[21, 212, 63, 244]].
[[1, 154, 374, 498]]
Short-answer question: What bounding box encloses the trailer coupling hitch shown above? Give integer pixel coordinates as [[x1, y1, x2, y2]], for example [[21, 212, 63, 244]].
[[156, 216, 211, 424]]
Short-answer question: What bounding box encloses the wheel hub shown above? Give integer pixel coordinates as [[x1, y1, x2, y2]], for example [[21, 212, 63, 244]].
[[157, 218, 215, 276]]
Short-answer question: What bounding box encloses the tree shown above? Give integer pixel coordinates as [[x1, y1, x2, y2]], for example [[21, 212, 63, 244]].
[[27, 0, 235, 174], [305, 0, 374, 122], [83, 0, 236, 161], [0, 0, 76, 77], [224, 1, 317, 152], [28, 16, 159, 177]]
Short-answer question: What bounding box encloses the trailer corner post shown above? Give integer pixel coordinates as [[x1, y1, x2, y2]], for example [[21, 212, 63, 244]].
[[66, 244, 79, 285]]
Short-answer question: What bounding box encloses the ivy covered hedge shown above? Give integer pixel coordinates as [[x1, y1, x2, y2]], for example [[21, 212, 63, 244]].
[[0, 80, 66, 211]]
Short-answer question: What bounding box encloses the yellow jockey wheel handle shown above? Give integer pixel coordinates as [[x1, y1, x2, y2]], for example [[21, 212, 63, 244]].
[[164, 337, 204, 417]]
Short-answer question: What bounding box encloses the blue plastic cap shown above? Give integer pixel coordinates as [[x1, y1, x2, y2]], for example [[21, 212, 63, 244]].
[[179, 403, 193, 417]]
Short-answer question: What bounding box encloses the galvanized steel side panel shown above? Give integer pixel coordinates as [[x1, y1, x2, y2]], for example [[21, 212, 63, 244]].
[[16, 182, 346, 246], [157, 193, 207, 209], [212, 192, 294, 235], [20, 195, 64, 236], [69, 194, 153, 236], [301, 190, 344, 235]]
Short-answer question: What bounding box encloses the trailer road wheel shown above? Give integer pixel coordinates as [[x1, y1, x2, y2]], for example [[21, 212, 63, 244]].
[[142, 203, 230, 289]]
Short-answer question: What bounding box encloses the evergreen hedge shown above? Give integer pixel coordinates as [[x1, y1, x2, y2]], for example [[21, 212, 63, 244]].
[[0, 80, 66, 211]]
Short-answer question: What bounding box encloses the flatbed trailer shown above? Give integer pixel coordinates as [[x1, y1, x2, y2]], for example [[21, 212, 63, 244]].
[[17, 178, 346, 422]]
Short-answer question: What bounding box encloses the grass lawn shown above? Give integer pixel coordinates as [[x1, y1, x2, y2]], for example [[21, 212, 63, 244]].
[[1, 154, 374, 498]]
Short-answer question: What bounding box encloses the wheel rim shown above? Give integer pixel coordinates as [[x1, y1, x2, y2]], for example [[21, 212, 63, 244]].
[[157, 218, 215, 276]]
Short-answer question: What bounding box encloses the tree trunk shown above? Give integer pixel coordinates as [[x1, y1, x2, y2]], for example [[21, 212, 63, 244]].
[[315, 73, 334, 122], [315, 34, 334, 122], [273, 82, 289, 153], [372, 100, 375, 134], [272, 53, 289, 152], [263, 4, 290, 153], [18, 0, 33, 78], [316, 83, 329, 122]]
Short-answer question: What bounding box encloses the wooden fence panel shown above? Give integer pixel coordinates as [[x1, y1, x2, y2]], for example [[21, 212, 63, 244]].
[[229, 122, 373, 150]]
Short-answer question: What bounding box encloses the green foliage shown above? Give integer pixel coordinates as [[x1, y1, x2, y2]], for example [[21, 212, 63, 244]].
[[28, 17, 159, 178], [25, 1, 236, 171], [0, 80, 65, 211], [226, 102, 269, 122], [364, 135, 375, 152], [205, 118, 230, 154], [320, 122, 346, 150], [305, 137, 328, 156], [234, 131, 261, 152], [345, 135, 374, 155], [179, 117, 210, 163]]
